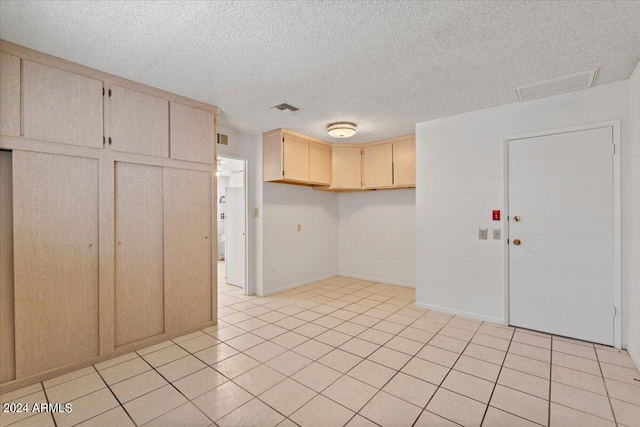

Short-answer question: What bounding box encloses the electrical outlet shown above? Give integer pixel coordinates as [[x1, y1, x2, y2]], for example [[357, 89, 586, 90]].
[[270, 268, 276, 276], [478, 228, 488, 240], [493, 229, 501, 240]]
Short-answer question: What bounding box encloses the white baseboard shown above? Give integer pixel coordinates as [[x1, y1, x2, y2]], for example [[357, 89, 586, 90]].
[[337, 272, 415, 288], [414, 301, 504, 324], [259, 273, 338, 297], [628, 346, 640, 372]]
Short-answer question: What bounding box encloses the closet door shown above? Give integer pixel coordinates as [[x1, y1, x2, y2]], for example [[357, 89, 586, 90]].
[[163, 168, 213, 332], [170, 102, 215, 164], [111, 85, 169, 157], [363, 143, 393, 189], [114, 162, 164, 347], [22, 61, 103, 148], [0, 53, 20, 137], [13, 151, 99, 378]]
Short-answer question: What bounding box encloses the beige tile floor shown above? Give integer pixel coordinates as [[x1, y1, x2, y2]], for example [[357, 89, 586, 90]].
[[1, 275, 639, 427]]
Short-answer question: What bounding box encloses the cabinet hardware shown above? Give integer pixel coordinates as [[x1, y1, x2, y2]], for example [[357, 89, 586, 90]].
[[108, 89, 112, 97], [108, 137, 112, 145], [102, 87, 105, 96]]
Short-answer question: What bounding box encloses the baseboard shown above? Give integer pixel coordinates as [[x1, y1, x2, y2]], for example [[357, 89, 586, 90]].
[[337, 272, 415, 288], [628, 346, 640, 372], [414, 301, 504, 324], [260, 273, 338, 296]]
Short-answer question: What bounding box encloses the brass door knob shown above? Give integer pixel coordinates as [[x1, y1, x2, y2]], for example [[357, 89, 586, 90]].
[[513, 215, 521, 222], [513, 239, 521, 246]]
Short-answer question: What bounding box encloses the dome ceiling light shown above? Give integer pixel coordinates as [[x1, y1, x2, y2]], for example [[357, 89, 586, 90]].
[[327, 122, 357, 138]]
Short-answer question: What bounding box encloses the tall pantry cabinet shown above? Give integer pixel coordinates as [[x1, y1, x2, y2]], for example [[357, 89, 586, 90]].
[[0, 40, 218, 391]]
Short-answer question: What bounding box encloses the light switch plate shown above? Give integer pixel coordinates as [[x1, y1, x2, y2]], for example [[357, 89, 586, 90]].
[[479, 228, 488, 240], [493, 229, 501, 240]]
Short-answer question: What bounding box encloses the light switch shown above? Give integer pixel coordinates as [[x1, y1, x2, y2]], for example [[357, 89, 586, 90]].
[[254, 208, 259, 218], [493, 229, 501, 240], [478, 228, 488, 240]]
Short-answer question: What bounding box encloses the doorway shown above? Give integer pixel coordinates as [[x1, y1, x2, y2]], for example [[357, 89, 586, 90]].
[[504, 122, 621, 347], [216, 156, 248, 295]]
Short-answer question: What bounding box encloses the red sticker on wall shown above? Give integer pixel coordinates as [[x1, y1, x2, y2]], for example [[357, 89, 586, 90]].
[[492, 210, 500, 221]]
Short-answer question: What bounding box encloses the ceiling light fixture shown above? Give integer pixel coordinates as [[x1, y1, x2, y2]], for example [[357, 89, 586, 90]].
[[327, 122, 357, 138]]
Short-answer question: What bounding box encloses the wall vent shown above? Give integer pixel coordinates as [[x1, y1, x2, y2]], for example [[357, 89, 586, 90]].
[[271, 103, 300, 115], [217, 133, 228, 145], [515, 69, 598, 102]]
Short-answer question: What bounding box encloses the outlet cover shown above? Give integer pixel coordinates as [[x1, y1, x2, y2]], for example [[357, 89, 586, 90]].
[[479, 228, 488, 240], [493, 229, 501, 240]]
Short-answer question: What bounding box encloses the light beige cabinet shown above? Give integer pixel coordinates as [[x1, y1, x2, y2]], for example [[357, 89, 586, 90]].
[[170, 102, 215, 163], [331, 146, 362, 189], [363, 143, 393, 189], [111, 85, 169, 157], [22, 61, 103, 148], [283, 133, 310, 183], [0, 152, 14, 383], [0, 53, 20, 137], [393, 138, 416, 187], [309, 142, 331, 185]]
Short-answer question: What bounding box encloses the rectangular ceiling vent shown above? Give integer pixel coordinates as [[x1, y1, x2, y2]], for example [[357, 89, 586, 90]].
[[217, 133, 228, 145], [515, 69, 598, 102], [271, 102, 300, 115]]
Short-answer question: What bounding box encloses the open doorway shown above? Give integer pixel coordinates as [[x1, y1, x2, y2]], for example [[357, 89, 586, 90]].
[[216, 156, 248, 295]]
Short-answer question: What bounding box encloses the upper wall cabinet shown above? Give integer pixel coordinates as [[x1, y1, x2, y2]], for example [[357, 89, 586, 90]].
[[283, 133, 309, 183], [111, 85, 169, 157], [309, 142, 331, 185], [23, 61, 103, 148], [393, 138, 416, 187], [170, 102, 215, 164], [331, 146, 362, 190], [363, 143, 393, 189], [0, 53, 20, 137]]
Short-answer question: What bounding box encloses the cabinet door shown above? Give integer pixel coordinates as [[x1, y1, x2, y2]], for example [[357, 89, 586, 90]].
[[0, 53, 20, 137], [23, 61, 103, 148], [283, 134, 309, 183], [393, 139, 415, 187], [13, 151, 99, 378], [331, 147, 362, 189], [164, 168, 213, 332], [111, 85, 169, 157], [309, 142, 331, 185], [115, 162, 164, 347], [363, 143, 393, 189], [170, 102, 215, 164], [0, 152, 14, 382]]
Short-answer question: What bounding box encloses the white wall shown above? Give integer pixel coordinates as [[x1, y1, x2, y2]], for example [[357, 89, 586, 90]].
[[263, 183, 339, 294], [628, 62, 640, 367], [216, 126, 263, 295], [339, 190, 415, 287], [216, 175, 229, 260], [415, 81, 633, 346]]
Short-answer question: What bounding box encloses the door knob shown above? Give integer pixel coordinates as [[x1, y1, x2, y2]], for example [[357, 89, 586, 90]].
[[513, 215, 521, 222], [513, 239, 521, 246]]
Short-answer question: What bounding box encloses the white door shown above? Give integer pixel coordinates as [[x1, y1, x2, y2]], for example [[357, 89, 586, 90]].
[[508, 126, 614, 345], [225, 186, 246, 288]]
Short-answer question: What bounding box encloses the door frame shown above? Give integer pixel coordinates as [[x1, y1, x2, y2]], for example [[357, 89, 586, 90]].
[[502, 120, 622, 348], [217, 155, 249, 296]]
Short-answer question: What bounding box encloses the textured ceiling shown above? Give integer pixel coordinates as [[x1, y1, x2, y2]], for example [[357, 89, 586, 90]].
[[1, 1, 639, 143]]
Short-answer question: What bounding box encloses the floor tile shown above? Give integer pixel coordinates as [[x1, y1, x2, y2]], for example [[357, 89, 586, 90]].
[[368, 346, 411, 370], [290, 395, 355, 427], [414, 410, 459, 427], [442, 369, 494, 403], [226, 333, 265, 352], [464, 343, 506, 365], [345, 415, 379, 427], [193, 381, 253, 421], [123, 384, 187, 425], [1, 391, 48, 427], [234, 364, 286, 395], [157, 354, 207, 382], [100, 357, 152, 385], [315, 330, 352, 347], [382, 371, 437, 407], [551, 365, 606, 395], [318, 349, 363, 373], [0, 382, 42, 404], [178, 334, 220, 353], [604, 377, 640, 405], [477, 324, 514, 341], [173, 367, 228, 399], [553, 339, 596, 360], [552, 351, 600, 376], [596, 349, 637, 369], [45, 371, 106, 403], [551, 382, 613, 421], [253, 324, 289, 340], [417, 345, 460, 368], [95, 353, 138, 371], [144, 403, 211, 427], [275, 317, 308, 330], [340, 337, 380, 358], [490, 384, 549, 426], [513, 330, 551, 350], [141, 345, 190, 368], [293, 339, 333, 360], [294, 323, 329, 338], [194, 342, 239, 365], [212, 353, 261, 378], [44, 366, 96, 388], [54, 388, 119, 427], [348, 359, 396, 388], [322, 375, 378, 412], [361, 390, 422, 427], [357, 328, 394, 345], [334, 321, 369, 336], [211, 325, 247, 341], [498, 367, 549, 399], [398, 327, 435, 343], [440, 325, 475, 342], [271, 331, 310, 349], [610, 398, 640, 427], [244, 341, 288, 363], [427, 388, 487, 427], [483, 406, 541, 427], [10, 412, 56, 427], [218, 398, 284, 427], [109, 369, 168, 403], [74, 407, 134, 427], [384, 336, 424, 355], [550, 402, 615, 427], [504, 353, 550, 379], [402, 357, 450, 385], [430, 334, 468, 353], [292, 362, 342, 392], [313, 315, 344, 329], [259, 378, 317, 416], [266, 350, 313, 376], [599, 362, 640, 385]]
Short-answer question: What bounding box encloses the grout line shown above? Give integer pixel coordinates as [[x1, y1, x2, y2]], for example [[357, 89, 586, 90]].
[[39, 381, 58, 427], [594, 346, 620, 426], [92, 368, 139, 427]]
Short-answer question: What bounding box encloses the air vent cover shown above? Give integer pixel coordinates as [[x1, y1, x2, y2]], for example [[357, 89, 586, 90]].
[[515, 69, 598, 102], [271, 103, 300, 115], [217, 133, 228, 145]]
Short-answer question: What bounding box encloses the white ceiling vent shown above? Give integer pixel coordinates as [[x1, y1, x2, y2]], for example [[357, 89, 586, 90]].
[[515, 69, 598, 102]]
